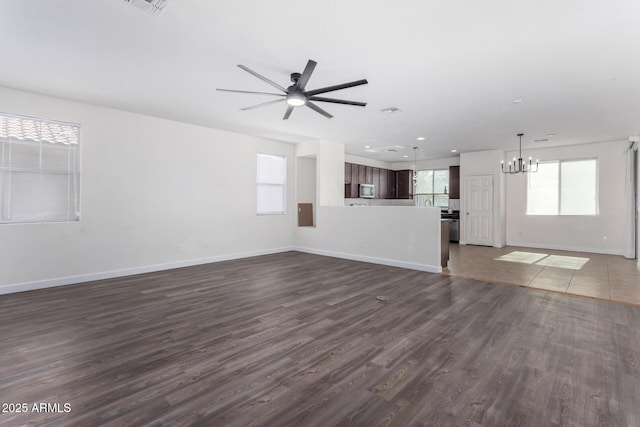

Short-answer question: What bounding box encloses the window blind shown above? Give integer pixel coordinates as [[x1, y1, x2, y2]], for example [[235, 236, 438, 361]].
[[256, 153, 285, 215], [526, 159, 597, 216], [0, 113, 80, 223]]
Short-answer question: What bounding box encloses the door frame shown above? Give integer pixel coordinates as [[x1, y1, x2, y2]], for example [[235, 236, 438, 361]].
[[464, 174, 494, 246]]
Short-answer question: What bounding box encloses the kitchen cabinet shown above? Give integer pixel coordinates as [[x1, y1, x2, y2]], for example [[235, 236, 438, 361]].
[[449, 165, 460, 199], [345, 162, 414, 199], [395, 170, 414, 199], [387, 169, 396, 199], [350, 164, 359, 198], [372, 168, 380, 197], [441, 220, 450, 268], [344, 163, 353, 198], [379, 169, 388, 199]]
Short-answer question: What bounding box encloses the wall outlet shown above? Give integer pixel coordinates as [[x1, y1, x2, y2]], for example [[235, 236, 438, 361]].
[[603, 235, 608, 242]]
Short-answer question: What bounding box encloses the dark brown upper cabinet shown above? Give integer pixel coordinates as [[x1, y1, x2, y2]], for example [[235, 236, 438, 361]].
[[449, 165, 460, 199], [345, 162, 417, 200], [379, 169, 388, 199], [372, 168, 380, 197], [395, 170, 414, 199]]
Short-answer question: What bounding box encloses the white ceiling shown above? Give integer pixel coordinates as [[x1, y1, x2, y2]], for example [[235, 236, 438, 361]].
[[1, 0, 639, 162]]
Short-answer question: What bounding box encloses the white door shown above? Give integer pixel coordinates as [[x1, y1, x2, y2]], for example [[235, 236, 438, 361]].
[[465, 175, 493, 246]]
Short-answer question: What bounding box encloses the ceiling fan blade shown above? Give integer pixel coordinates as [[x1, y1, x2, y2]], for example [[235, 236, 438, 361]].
[[306, 101, 333, 119], [308, 96, 366, 107], [283, 106, 294, 120], [305, 79, 368, 96], [217, 89, 285, 96], [295, 60, 317, 91], [237, 64, 287, 93], [240, 98, 286, 111]]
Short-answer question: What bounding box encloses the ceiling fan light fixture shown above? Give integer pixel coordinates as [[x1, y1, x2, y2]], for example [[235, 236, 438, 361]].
[[286, 92, 306, 107]]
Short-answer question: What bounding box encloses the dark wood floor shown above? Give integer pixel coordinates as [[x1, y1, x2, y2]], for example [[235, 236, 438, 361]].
[[1, 252, 639, 426]]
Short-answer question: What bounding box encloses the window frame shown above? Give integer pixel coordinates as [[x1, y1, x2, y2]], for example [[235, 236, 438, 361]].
[[526, 158, 599, 216], [256, 153, 286, 216], [0, 112, 81, 224], [414, 168, 450, 208]]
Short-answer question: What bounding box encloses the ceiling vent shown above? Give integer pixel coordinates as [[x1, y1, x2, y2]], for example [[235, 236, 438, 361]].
[[124, 0, 169, 15], [364, 145, 411, 154]]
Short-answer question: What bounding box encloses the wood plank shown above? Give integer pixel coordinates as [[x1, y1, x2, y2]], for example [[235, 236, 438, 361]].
[[0, 252, 639, 426]]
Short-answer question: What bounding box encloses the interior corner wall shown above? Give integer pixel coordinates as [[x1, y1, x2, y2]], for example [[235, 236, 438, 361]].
[[318, 140, 345, 206], [459, 150, 506, 247], [505, 140, 627, 255], [0, 86, 296, 293], [296, 140, 345, 207], [296, 157, 317, 205]]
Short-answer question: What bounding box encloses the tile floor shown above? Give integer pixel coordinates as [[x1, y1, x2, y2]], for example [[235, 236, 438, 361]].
[[443, 244, 640, 305]]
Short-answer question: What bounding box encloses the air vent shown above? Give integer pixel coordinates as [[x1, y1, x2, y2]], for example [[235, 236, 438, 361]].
[[124, 0, 169, 15], [532, 138, 549, 143], [364, 145, 411, 154]]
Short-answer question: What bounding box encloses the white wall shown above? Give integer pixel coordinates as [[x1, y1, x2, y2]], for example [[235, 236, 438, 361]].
[[345, 154, 391, 169], [505, 140, 627, 255], [295, 206, 442, 272], [459, 150, 506, 247], [392, 156, 460, 172], [296, 156, 316, 204], [0, 87, 296, 293], [297, 140, 344, 206]]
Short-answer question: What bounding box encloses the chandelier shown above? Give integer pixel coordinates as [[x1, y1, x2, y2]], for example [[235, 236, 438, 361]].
[[501, 133, 538, 174]]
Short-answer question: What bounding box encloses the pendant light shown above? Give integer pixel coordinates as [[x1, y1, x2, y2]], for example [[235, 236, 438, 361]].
[[501, 133, 539, 174], [412, 146, 419, 184]]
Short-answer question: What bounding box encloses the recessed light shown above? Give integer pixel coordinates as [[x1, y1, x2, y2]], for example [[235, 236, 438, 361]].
[[364, 145, 371, 149], [403, 155, 409, 158], [513, 98, 523, 104], [451, 149, 458, 153], [547, 133, 555, 138], [381, 107, 401, 114], [416, 137, 426, 141]]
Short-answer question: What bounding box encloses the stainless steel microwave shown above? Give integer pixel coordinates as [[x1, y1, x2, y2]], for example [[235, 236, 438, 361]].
[[359, 184, 374, 198]]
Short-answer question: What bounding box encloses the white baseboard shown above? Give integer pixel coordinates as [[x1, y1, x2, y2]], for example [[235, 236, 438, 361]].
[[505, 241, 625, 256], [294, 246, 442, 273], [0, 246, 295, 296]]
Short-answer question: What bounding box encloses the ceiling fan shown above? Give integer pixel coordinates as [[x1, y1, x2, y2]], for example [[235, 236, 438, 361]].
[[217, 59, 368, 120]]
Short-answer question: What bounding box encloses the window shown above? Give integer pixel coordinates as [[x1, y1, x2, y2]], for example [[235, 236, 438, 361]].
[[526, 159, 598, 215], [256, 153, 286, 215], [415, 169, 449, 207], [0, 113, 80, 224]]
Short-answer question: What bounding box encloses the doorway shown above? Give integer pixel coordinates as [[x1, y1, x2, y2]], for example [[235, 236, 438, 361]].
[[465, 175, 493, 246]]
